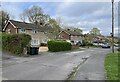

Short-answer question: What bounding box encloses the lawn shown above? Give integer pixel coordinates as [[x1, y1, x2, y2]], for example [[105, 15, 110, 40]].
[[105, 53, 119, 80]]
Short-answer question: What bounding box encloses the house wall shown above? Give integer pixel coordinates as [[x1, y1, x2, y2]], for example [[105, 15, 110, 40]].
[[5, 22, 17, 34], [71, 35, 83, 42], [18, 29, 48, 46], [4, 21, 49, 47], [58, 31, 70, 40]]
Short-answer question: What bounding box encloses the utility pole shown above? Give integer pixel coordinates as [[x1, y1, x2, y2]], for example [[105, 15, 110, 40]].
[[112, 0, 114, 53]]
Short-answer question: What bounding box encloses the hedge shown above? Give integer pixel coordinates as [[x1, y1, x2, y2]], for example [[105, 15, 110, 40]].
[[2, 33, 31, 56], [47, 40, 72, 52]]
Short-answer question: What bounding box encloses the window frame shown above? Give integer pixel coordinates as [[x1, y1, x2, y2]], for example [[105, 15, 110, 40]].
[[20, 28, 26, 33]]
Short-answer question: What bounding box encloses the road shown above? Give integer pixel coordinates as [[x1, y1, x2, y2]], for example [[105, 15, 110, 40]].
[[2, 48, 111, 80]]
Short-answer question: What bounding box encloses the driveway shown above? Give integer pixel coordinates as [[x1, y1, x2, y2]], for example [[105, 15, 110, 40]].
[[2, 48, 111, 80]]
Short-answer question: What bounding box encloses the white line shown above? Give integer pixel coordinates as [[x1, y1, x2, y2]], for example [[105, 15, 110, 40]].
[[71, 51, 85, 54], [66, 51, 85, 55]]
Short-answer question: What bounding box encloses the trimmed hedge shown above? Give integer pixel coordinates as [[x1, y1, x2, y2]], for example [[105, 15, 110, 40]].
[[47, 40, 72, 52], [2, 33, 31, 55]]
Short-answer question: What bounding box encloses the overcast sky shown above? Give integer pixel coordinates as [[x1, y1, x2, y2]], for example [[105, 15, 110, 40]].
[[1, 1, 119, 36]]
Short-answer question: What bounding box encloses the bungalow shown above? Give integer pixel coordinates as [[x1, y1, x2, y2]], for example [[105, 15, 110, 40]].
[[3, 20, 51, 47], [57, 29, 84, 44]]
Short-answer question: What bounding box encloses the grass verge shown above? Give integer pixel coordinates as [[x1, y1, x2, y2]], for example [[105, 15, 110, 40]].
[[105, 53, 119, 80]]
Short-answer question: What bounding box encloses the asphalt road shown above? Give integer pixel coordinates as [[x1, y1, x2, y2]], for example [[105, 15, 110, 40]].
[[2, 48, 111, 80]]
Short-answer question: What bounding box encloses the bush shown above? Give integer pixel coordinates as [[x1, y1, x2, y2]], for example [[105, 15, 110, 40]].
[[47, 40, 72, 52], [2, 33, 31, 56]]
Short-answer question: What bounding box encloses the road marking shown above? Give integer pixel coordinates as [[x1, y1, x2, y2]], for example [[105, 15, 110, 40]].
[[65, 51, 85, 55]]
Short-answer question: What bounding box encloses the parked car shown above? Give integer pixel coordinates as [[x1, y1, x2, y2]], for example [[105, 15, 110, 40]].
[[101, 44, 111, 48], [76, 41, 86, 46], [93, 42, 99, 46]]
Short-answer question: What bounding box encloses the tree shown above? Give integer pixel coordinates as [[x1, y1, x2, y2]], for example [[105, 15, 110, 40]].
[[90, 27, 101, 35], [19, 12, 26, 22], [55, 17, 64, 28], [64, 27, 83, 34], [46, 18, 61, 39], [73, 27, 83, 34], [20, 5, 52, 26], [21, 5, 43, 24], [20, 5, 62, 39], [0, 11, 9, 31]]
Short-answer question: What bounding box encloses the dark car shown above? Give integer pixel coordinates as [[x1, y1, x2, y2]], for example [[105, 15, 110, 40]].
[[76, 41, 86, 46], [101, 44, 111, 48]]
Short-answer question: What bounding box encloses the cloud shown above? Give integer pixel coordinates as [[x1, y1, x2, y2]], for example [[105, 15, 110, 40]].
[[1, 2, 118, 36], [2, 0, 120, 2], [2, 2, 25, 20], [54, 2, 118, 36]]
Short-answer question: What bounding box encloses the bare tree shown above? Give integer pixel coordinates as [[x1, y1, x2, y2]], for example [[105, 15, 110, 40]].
[[19, 12, 26, 22], [56, 17, 62, 27], [21, 5, 43, 24], [0, 11, 9, 30]]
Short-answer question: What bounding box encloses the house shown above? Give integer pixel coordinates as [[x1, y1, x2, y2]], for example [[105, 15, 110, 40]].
[[57, 29, 84, 44], [3, 20, 51, 47]]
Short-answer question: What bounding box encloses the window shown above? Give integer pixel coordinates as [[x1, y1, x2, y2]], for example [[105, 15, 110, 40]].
[[31, 38, 39, 45], [20, 29, 26, 33], [39, 32, 44, 34], [44, 32, 47, 34], [42, 38, 48, 43], [32, 30, 38, 34]]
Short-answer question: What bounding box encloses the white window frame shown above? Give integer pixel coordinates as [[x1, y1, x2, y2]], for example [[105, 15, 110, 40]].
[[20, 29, 26, 33], [31, 38, 39, 45], [32, 30, 38, 34], [39, 32, 44, 34], [42, 38, 48, 43]]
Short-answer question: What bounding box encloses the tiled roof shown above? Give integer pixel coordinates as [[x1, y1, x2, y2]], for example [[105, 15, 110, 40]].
[[64, 30, 82, 36], [9, 20, 51, 32]]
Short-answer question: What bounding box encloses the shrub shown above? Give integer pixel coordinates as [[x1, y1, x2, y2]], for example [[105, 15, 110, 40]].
[[2, 33, 12, 50], [47, 40, 72, 52], [2, 33, 31, 56]]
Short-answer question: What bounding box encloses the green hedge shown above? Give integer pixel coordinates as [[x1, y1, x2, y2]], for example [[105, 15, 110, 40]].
[[2, 33, 31, 55], [47, 40, 72, 52]]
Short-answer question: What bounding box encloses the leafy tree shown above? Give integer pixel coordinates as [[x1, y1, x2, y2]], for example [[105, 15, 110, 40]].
[[0, 11, 9, 31], [64, 27, 83, 34], [90, 27, 101, 35], [46, 18, 61, 39], [73, 27, 83, 34]]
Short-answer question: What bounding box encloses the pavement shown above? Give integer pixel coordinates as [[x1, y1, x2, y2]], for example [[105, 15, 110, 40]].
[[73, 48, 111, 80], [2, 48, 111, 80]]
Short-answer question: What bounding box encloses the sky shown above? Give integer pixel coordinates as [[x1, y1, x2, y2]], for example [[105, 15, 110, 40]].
[[1, 1, 119, 36]]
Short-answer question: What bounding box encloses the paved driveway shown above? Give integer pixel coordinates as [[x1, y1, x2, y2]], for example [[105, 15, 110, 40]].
[[2, 48, 110, 80]]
